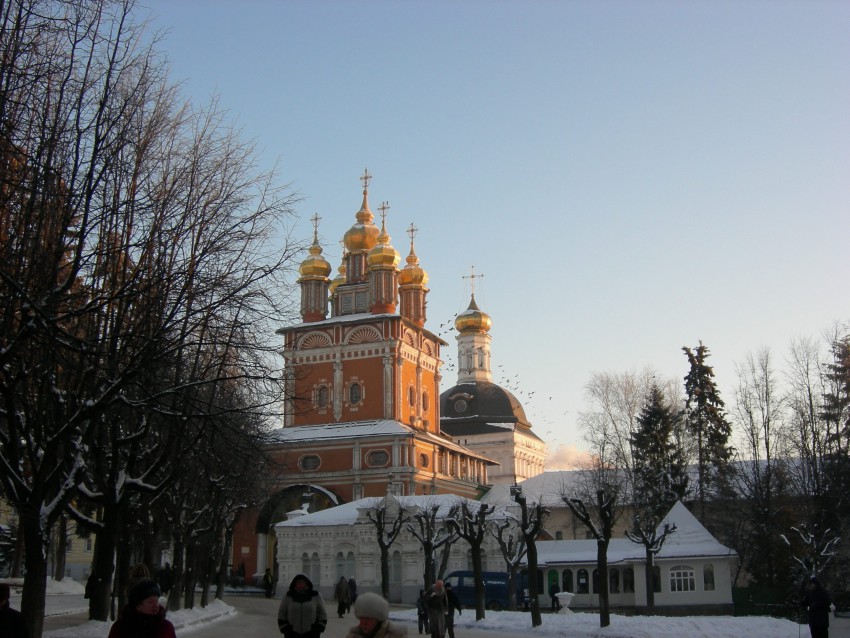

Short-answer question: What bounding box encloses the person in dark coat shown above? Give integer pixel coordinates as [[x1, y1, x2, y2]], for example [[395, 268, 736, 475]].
[[334, 576, 352, 618], [803, 576, 832, 638], [416, 589, 430, 634], [444, 583, 462, 638], [0, 583, 29, 638], [348, 577, 358, 610], [426, 580, 447, 638], [157, 563, 173, 596], [108, 579, 175, 638], [277, 573, 328, 638], [264, 569, 276, 598]]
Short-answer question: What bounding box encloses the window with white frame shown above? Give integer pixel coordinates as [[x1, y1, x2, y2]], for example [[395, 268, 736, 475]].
[[670, 564, 696, 592], [703, 563, 715, 591]]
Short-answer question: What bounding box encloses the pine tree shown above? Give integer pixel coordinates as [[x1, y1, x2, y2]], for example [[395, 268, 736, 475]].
[[682, 342, 734, 518], [631, 384, 689, 523]]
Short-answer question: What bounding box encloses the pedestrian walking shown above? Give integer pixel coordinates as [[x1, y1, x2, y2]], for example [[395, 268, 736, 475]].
[[444, 583, 462, 638], [426, 580, 448, 638], [335, 576, 352, 618], [264, 569, 276, 599], [158, 563, 173, 597], [277, 573, 328, 638], [802, 576, 832, 638], [107, 578, 175, 638], [0, 583, 29, 638], [348, 578, 358, 611], [345, 592, 407, 638], [416, 589, 430, 635]]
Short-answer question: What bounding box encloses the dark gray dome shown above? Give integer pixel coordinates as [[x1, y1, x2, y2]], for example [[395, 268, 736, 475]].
[[440, 381, 530, 427]]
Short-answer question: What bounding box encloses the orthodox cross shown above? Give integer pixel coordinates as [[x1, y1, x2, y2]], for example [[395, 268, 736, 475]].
[[463, 265, 483, 296], [310, 213, 321, 240], [360, 168, 372, 191], [406, 222, 419, 244], [378, 201, 390, 226]]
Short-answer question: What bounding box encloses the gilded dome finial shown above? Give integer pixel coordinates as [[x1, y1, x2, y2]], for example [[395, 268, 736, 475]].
[[399, 221, 428, 286], [367, 200, 400, 268], [298, 213, 331, 278], [455, 266, 491, 333], [344, 168, 380, 251]]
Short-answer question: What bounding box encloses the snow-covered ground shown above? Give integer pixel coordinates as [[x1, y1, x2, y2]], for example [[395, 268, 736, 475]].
[[2, 578, 842, 638]]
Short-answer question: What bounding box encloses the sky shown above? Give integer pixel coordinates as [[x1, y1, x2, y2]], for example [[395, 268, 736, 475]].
[[138, 0, 850, 468], [27, 577, 821, 638]]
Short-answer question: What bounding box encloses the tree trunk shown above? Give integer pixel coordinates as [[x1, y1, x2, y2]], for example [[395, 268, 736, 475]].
[[380, 544, 390, 599], [20, 516, 49, 638], [645, 547, 655, 612], [168, 541, 185, 611], [597, 539, 610, 627], [88, 508, 120, 621], [471, 542, 485, 620], [53, 515, 68, 581], [527, 540, 542, 627]]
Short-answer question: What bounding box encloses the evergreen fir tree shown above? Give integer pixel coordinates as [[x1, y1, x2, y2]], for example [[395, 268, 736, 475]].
[[682, 342, 734, 518], [631, 384, 688, 523]]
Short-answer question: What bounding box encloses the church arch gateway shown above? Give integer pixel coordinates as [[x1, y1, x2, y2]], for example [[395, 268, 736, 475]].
[[254, 484, 342, 574]]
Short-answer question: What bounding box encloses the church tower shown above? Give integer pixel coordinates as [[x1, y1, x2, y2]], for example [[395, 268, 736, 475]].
[[441, 276, 547, 485]]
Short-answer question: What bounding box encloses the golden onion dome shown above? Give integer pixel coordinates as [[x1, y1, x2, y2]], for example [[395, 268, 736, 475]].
[[367, 211, 400, 268], [399, 242, 428, 287], [328, 257, 347, 295], [298, 225, 331, 278], [455, 294, 492, 334], [343, 188, 380, 252]]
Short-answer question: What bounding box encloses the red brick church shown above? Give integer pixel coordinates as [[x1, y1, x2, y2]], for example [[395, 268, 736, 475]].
[[229, 171, 496, 579]]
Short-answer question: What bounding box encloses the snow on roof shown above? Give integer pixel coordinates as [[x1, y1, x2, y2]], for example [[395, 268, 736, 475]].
[[275, 494, 500, 528], [480, 470, 592, 507], [533, 500, 736, 566], [265, 419, 498, 463]]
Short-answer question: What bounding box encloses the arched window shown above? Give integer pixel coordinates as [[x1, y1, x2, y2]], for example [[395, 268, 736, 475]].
[[670, 564, 695, 592], [390, 550, 402, 587], [562, 569, 573, 593], [346, 552, 356, 580], [592, 568, 600, 594], [704, 563, 715, 591], [422, 390, 429, 412], [349, 382, 362, 405], [316, 385, 329, 408], [623, 567, 634, 593], [408, 386, 416, 406], [609, 568, 620, 593], [653, 565, 662, 593], [335, 552, 346, 580], [576, 569, 589, 594], [311, 552, 321, 586]]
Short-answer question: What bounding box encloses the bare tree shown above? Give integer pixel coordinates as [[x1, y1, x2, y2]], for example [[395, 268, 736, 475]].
[[488, 517, 526, 611], [407, 500, 458, 590], [364, 497, 408, 599], [579, 368, 676, 502], [510, 485, 547, 627], [625, 518, 676, 613], [564, 490, 616, 628], [732, 347, 795, 586], [447, 500, 495, 620]]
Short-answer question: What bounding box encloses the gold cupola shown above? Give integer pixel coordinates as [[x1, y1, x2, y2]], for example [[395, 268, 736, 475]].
[[399, 235, 428, 287], [328, 254, 347, 295], [343, 168, 380, 253], [455, 294, 492, 334], [298, 217, 332, 279], [367, 202, 401, 269]]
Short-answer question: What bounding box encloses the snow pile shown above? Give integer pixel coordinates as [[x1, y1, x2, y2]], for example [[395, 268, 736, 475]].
[[44, 599, 236, 637], [391, 608, 806, 638]]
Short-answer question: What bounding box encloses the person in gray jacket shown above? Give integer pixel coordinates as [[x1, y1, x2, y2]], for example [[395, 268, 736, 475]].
[[278, 574, 328, 638]]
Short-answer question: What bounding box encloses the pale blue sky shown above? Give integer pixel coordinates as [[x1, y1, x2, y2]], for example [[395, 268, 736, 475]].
[[141, 0, 850, 466]]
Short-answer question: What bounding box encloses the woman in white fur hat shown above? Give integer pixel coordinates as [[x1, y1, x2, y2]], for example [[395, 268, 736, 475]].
[[345, 592, 408, 638]]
